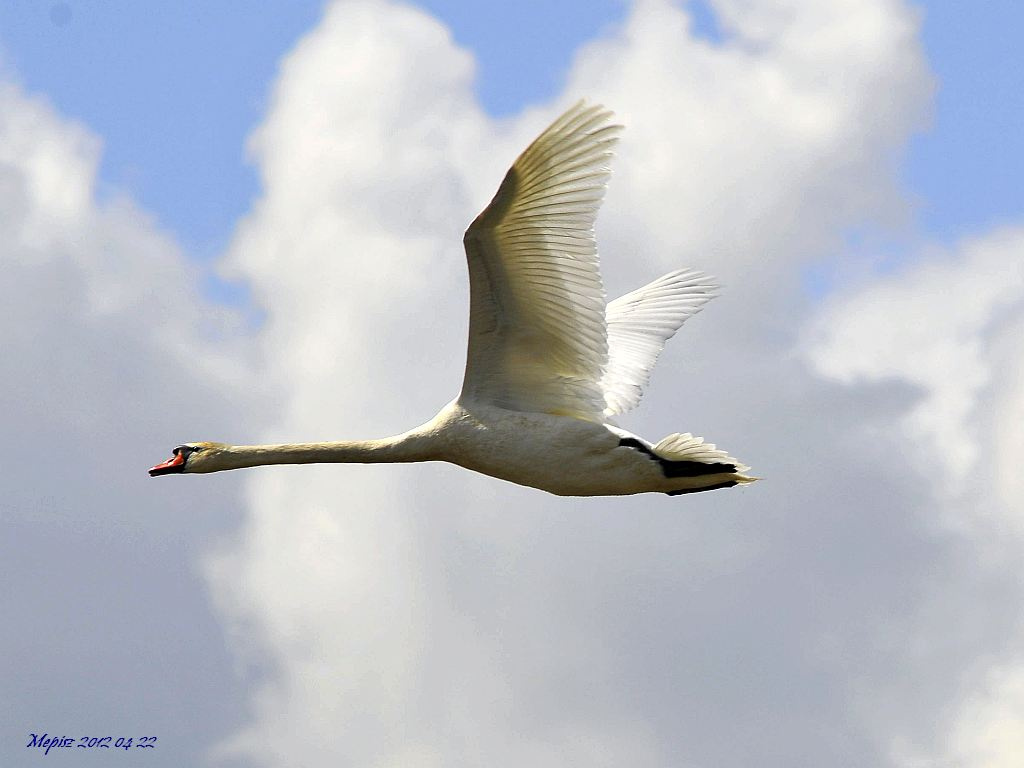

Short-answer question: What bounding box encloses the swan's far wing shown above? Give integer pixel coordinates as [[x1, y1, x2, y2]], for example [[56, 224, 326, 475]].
[[460, 101, 621, 419], [602, 269, 718, 416]]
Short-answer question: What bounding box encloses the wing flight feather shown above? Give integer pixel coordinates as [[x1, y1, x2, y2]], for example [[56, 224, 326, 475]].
[[602, 269, 718, 416], [461, 101, 621, 418]]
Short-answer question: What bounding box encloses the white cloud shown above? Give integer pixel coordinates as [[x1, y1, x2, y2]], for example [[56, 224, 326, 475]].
[[805, 227, 1024, 525], [949, 665, 1024, 768], [566, 0, 929, 289], [804, 227, 1024, 766], [0, 82, 256, 765]]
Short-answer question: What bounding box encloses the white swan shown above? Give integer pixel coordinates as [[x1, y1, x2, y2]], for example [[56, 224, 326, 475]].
[[150, 101, 756, 496]]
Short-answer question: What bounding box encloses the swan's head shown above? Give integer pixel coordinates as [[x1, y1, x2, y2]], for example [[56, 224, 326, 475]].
[[149, 442, 229, 477]]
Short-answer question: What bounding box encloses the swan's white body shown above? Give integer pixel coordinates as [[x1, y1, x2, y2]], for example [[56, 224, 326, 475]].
[[425, 402, 746, 497], [151, 102, 755, 497]]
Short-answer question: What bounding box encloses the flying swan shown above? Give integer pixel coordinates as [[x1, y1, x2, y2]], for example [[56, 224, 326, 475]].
[[150, 101, 755, 496]]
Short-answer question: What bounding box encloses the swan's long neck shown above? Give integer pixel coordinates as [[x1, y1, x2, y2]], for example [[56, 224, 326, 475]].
[[210, 433, 434, 473]]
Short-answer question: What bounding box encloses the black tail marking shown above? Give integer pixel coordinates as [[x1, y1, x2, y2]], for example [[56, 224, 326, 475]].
[[618, 437, 737, 478], [666, 480, 738, 496]]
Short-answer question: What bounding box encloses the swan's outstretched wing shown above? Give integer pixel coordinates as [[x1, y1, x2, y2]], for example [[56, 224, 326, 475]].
[[602, 269, 719, 416], [460, 101, 621, 418]]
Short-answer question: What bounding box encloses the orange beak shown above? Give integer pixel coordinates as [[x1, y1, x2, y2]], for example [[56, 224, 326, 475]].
[[149, 451, 186, 477]]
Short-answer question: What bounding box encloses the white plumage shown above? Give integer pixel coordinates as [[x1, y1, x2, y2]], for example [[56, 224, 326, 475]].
[[602, 268, 718, 416], [461, 102, 618, 418], [150, 101, 756, 497]]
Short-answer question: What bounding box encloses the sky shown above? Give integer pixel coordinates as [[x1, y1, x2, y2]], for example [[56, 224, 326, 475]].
[[1, 1, 1022, 767]]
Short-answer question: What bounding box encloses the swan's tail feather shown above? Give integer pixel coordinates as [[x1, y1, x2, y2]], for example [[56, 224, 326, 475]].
[[652, 432, 752, 474], [618, 433, 758, 493]]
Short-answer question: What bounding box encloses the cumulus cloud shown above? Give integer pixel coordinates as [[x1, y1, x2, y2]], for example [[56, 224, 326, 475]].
[[0, 81, 254, 765], [948, 664, 1024, 768], [197, 1, 1024, 767], [804, 227, 1024, 765], [806, 228, 1024, 503]]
